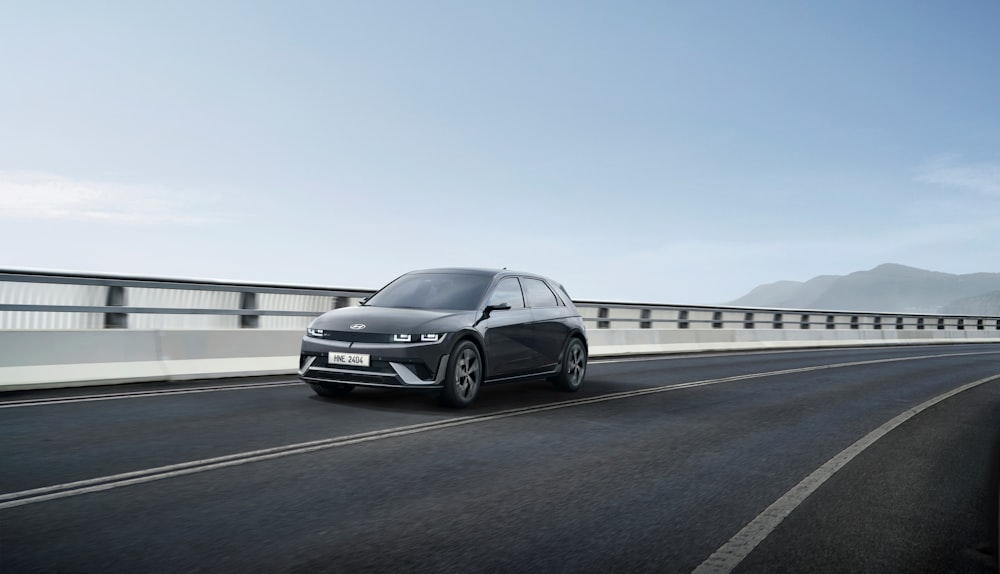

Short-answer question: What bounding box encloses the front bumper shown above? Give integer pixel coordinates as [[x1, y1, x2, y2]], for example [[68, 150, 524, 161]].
[[298, 336, 451, 389]]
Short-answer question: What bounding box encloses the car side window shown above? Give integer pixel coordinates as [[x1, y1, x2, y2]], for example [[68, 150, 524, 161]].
[[487, 277, 525, 309], [522, 278, 559, 308]]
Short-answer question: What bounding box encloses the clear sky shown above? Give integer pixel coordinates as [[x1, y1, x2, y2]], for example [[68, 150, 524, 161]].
[[1, 1, 998, 303]]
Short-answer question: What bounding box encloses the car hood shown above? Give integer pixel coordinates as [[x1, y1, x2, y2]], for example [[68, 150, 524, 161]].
[[310, 306, 476, 333]]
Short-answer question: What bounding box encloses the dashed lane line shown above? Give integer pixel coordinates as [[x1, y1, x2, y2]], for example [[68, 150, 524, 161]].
[[0, 380, 303, 408], [3, 350, 998, 509]]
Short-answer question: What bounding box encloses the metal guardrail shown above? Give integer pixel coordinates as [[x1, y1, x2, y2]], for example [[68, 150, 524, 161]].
[[573, 301, 1000, 332], [0, 269, 374, 330], [2, 269, 999, 332]]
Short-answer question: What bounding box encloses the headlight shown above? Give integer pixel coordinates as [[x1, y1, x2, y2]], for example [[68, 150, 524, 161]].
[[307, 328, 325, 338], [391, 333, 443, 343]]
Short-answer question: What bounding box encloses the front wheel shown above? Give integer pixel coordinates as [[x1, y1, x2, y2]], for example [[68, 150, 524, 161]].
[[440, 341, 482, 408], [552, 338, 587, 392]]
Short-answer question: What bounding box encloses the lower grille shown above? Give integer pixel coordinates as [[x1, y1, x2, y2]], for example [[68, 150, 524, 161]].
[[305, 367, 397, 385]]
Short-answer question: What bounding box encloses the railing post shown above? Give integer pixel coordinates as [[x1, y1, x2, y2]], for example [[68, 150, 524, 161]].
[[597, 307, 609, 329], [240, 292, 259, 328], [104, 285, 127, 329]]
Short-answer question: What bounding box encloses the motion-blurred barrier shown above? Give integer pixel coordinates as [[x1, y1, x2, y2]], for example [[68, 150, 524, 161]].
[[2, 269, 999, 390], [0, 269, 370, 330]]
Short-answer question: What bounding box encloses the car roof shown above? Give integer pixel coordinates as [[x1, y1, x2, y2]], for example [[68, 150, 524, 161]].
[[405, 267, 534, 279]]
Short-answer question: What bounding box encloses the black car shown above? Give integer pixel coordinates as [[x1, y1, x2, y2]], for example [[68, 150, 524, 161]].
[[298, 268, 588, 407]]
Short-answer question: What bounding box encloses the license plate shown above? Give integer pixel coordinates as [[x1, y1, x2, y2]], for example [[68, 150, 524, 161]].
[[328, 352, 370, 367]]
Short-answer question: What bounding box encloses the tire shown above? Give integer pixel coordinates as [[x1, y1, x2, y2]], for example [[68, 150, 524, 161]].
[[552, 337, 587, 392], [439, 340, 482, 408], [309, 382, 355, 398]]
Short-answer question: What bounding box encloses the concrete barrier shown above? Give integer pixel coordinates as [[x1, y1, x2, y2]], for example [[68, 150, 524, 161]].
[[0, 330, 303, 391], [586, 327, 1000, 356], [3, 327, 999, 392]]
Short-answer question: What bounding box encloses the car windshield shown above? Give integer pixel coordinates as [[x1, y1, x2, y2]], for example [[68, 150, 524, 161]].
[[365, 273, 493, 311]]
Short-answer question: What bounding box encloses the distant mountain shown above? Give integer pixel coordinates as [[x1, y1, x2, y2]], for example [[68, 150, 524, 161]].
[[729, 264, 1000, 314], [941, 291, 1000, 315], [734, 275, 839, 309]]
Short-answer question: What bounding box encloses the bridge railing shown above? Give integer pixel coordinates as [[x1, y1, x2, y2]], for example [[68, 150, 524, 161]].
[[2, 269, 999, 391], [0, 269, 373, 330], [4, 269, 999, 333], [573, 301, 1000, 332]]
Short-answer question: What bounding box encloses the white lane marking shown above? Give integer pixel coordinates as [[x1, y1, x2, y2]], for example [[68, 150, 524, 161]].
[[693, 372, 1000, 574], [0, 381, 303, 408], [587, 343, 994, 364], [4, 351, 999, 509], [2, 346, 995, 408]]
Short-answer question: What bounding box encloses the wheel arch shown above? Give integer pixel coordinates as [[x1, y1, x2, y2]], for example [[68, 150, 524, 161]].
[[573, 329, 589, 351], [562, 329, 589, 358], [452, 329, 488, 375]]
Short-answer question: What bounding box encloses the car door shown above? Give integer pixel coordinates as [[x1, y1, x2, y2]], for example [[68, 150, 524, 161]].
[[482, 277, 537, 379], [521, 277, 569, 371]]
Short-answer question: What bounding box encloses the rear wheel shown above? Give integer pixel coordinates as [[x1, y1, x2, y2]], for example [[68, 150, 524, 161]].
[[440, 341, 482, 408], [309, 382, 355, 398], [552, 337, 587, 391]]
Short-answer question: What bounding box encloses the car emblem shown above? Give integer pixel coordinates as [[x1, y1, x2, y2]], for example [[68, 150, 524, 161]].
[[350, 324, 367, 330]]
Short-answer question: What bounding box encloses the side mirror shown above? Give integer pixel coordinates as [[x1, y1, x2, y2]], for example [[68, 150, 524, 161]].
[[477, 302, 511, 324]]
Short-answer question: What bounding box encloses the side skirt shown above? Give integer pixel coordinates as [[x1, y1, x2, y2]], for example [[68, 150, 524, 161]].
[[483, 366, 561, 386]]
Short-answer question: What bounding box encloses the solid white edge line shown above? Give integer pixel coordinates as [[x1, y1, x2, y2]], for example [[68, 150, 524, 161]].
[[692, 372, 1000, 574], [4, 351, 1000, 509], [0, 380, 304, 408]]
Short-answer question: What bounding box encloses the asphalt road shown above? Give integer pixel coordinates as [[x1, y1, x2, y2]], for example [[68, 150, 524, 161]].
[[2, 344, 999, 573]]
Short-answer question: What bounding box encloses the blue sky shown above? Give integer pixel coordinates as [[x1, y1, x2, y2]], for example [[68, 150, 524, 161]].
[[1, 1, 998, 303]]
